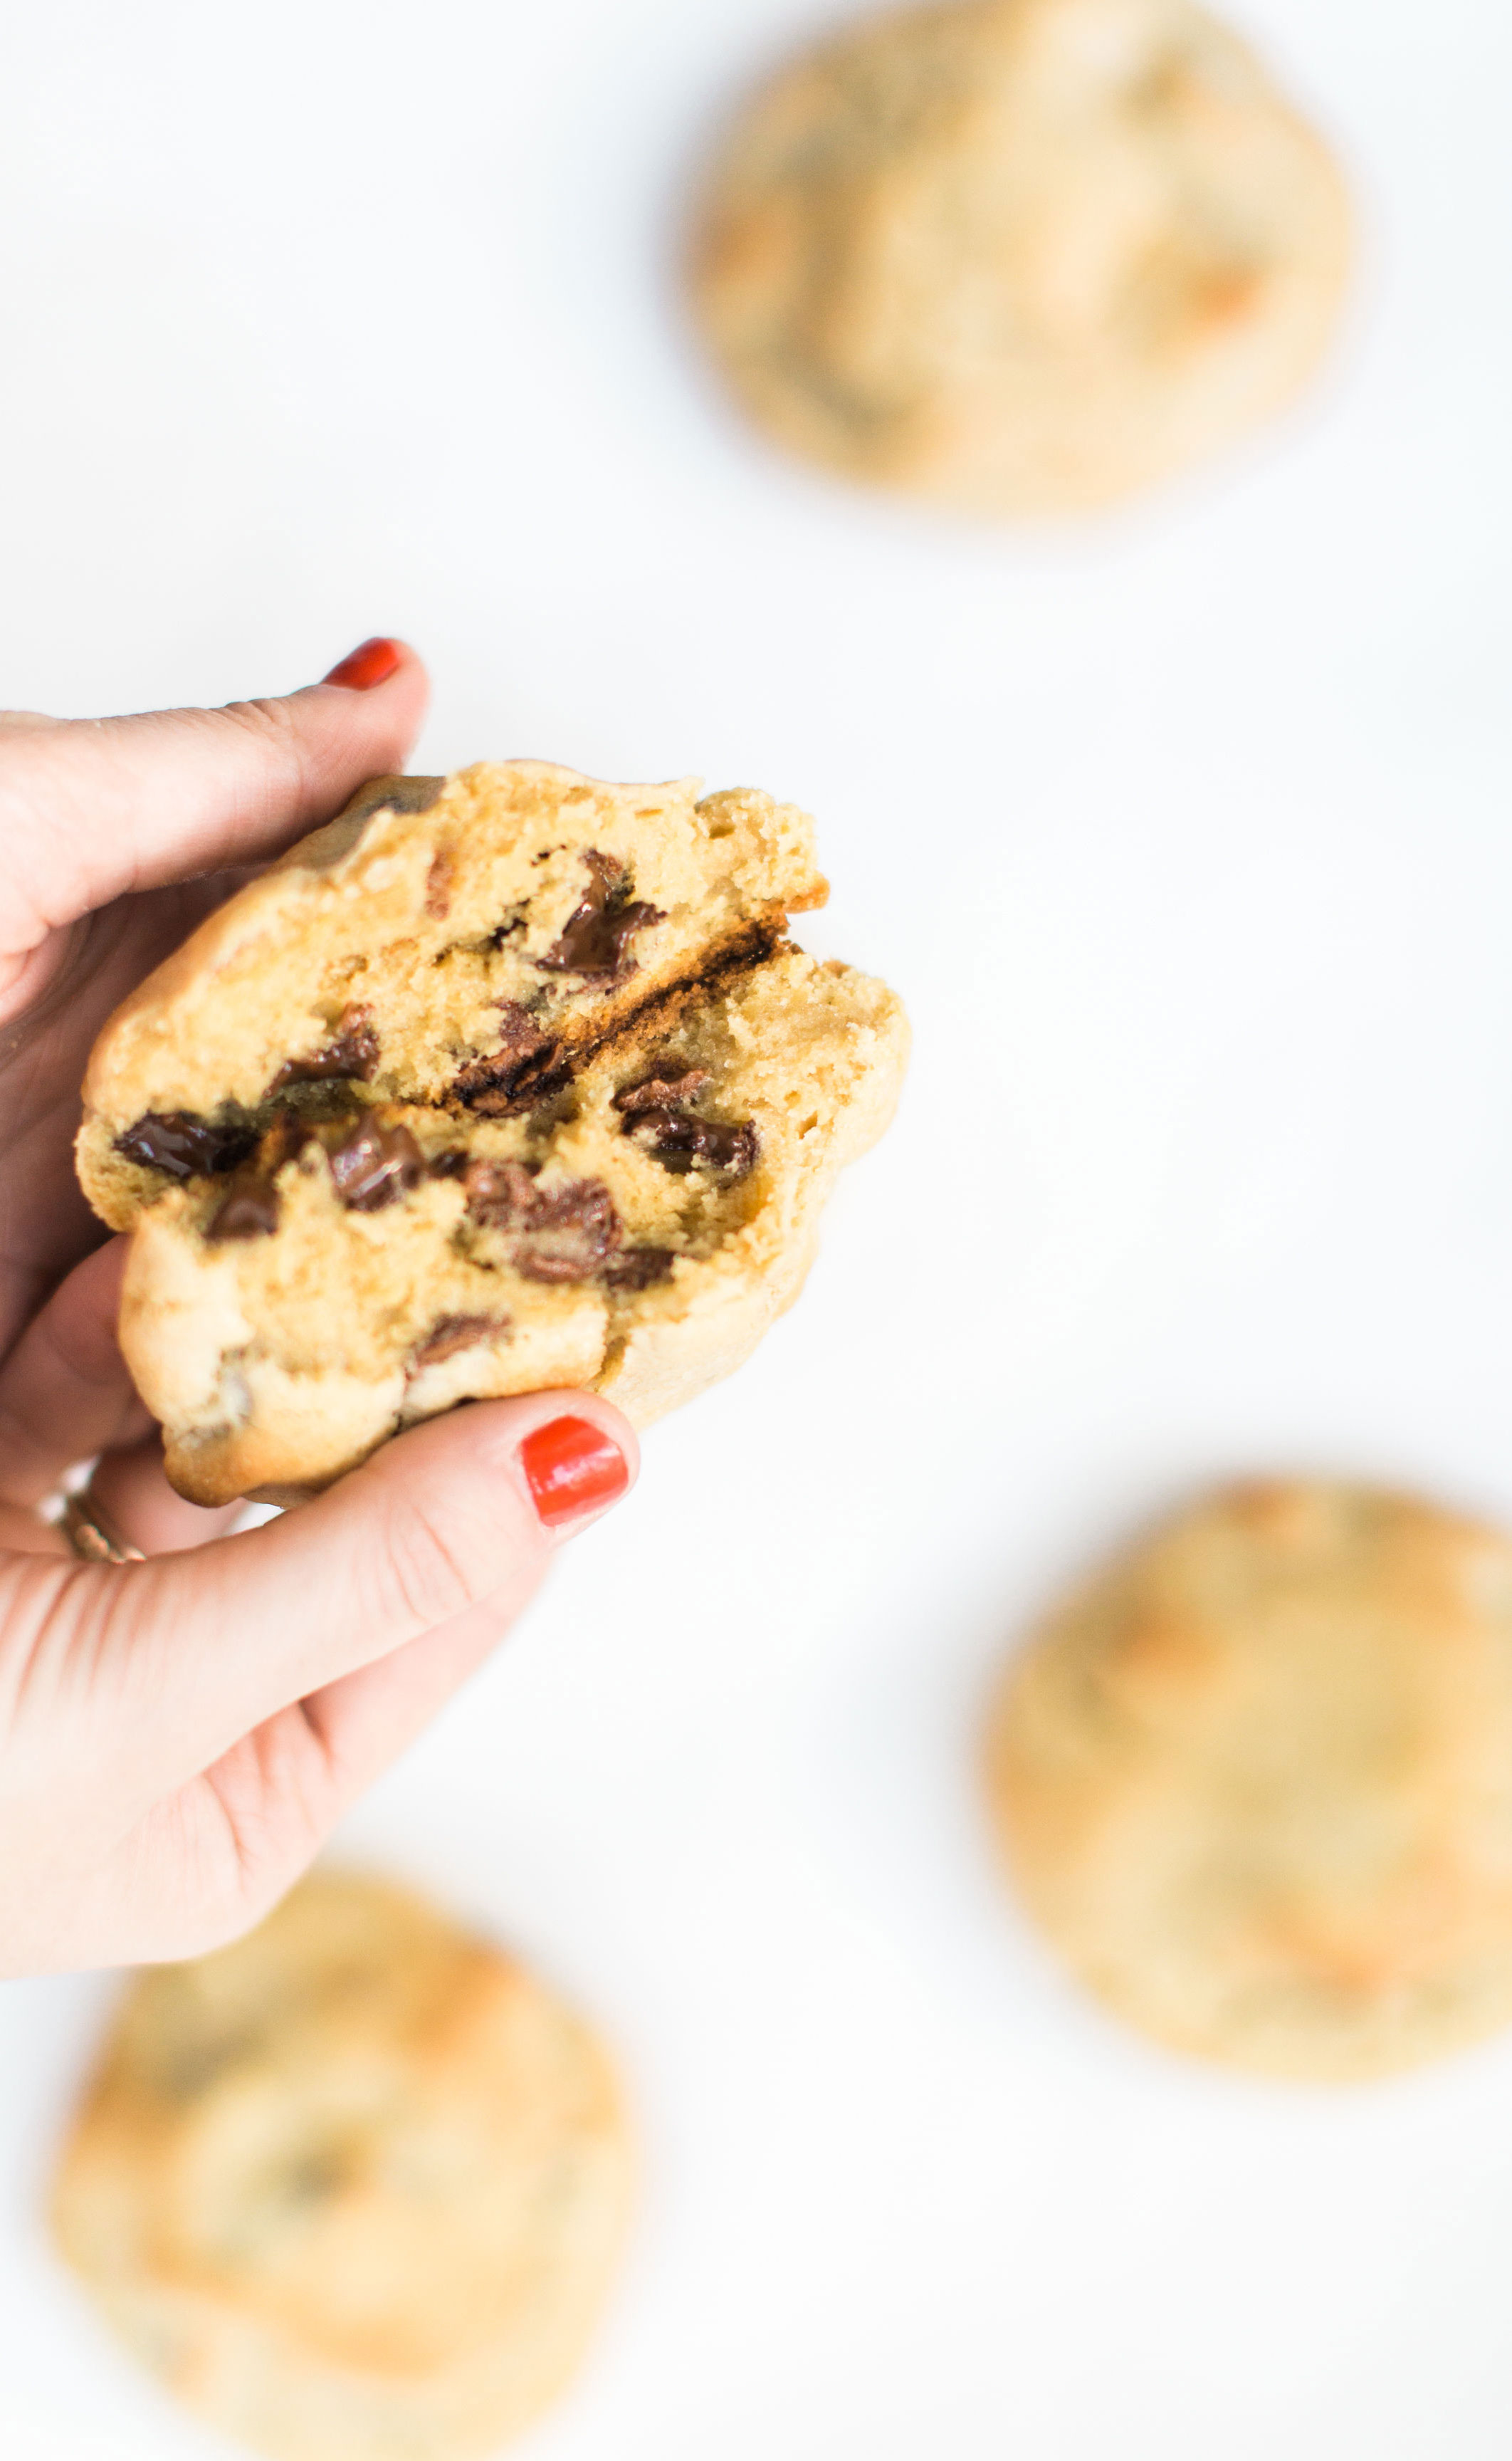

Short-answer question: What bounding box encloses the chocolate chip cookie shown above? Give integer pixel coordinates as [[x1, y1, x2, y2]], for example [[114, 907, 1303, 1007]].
[[691, 0, 1350, 515], [77, 762, 908, 1503], [986, 1481, 1512, 2079], [51, 1870, 632, 2461]]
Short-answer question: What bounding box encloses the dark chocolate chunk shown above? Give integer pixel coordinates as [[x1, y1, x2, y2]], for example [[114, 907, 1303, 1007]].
[[268, 1005, 379, 1092], [206, 1178, 281, 1240], [426, 1147, 470, 1179], [623, 1107, 760, 1179], [115, 1112, 257, 1181], [326, 1119, 426, 1212], [602, 1245, 676, 1290], [612, 1066, 710, 1116], [452, 1003, 567, 1117], [537, 849, 664, 986], [462, 1157, 542, 1229], [514, 1180, 622, 1282], [409, 1313, 510, 1369], [463, 1157, 622, 1282]]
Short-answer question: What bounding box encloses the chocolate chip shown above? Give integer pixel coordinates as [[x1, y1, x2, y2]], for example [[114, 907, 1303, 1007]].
[[462, 1157, 541, 1230], [463, 1158, 623, 1282], [426, 1148, 469, 1179], [326, 1119, 426, 1212], [515, 1181, 623, 1281], [206, 1178, 281, 1240], [537, 850, 664, 986], [115, 1112, 257, 1181], [452, 1003, 567, 1117], [268, 1006, 379, 1092], [612, 1066, 711, 1116], [623, 1107, 760, 1179], [409, 1313, 510, 1369], [603, 1246, 676, 1290]]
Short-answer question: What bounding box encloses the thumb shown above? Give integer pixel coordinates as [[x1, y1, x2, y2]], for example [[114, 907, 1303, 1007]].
[[0, 637, 429, 953], [50, 1394, 637, 1802]]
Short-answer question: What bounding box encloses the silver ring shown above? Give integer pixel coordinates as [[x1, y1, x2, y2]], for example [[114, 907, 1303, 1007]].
[[58, 1491, 147, 1564]]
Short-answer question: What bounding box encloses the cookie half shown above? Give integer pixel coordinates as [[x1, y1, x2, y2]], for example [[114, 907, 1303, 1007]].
[[76, 763, 908, 1503], [691, 0, 1350, 516], [51, 1870, 632, 2461], [986, 1480, 1512, 2080]]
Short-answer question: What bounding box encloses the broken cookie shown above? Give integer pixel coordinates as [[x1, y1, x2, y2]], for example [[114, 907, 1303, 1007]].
[[76, 761, 908, 1505]]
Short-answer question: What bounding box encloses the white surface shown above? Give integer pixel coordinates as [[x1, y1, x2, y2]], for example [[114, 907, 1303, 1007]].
[[4, 1, 1512, 2453]]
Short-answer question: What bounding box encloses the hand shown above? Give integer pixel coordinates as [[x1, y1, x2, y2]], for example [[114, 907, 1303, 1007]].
[[0, 644, 637, 1976]]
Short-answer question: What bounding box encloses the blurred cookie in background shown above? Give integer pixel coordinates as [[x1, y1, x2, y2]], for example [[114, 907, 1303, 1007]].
[[51, 1871, 632, 2461], [690, 0, 1350, 516], [985, 1480, 1512, 2080]]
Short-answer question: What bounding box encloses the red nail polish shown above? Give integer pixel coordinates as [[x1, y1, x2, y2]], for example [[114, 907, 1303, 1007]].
[[322, 637, 402, 691], [520, 1416, 629, 1529]]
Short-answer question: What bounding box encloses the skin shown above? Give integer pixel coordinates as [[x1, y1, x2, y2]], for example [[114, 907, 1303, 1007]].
[[0, 647, 638, 1977]]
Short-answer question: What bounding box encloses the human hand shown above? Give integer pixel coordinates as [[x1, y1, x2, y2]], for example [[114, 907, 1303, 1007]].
[[0, 645, 637, 1975]]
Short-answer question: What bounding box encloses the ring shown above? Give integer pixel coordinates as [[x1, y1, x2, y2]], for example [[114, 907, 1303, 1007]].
[[58, 1490, 147, 1565]]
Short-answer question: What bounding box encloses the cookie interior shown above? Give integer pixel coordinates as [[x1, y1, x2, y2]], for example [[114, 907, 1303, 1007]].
[[76, 765, 905, 1505], [78, 761, 826, 1230]]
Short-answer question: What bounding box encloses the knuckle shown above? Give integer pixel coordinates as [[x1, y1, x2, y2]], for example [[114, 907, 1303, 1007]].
[[221, 691, 300, 745], [362, 1495, 482, 1634], [216, 695, 311, 806]]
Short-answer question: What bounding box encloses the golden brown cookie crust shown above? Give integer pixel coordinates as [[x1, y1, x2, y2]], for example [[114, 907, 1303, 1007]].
[[691, 0, 1350, 515], [986, 1480, 1512, 2080], [75, 763, 907, 1503], [51, 1871, 633, 2461]]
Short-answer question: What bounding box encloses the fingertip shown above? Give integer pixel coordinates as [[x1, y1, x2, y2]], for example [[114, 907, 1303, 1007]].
[[295, 637, 430, 766], [310, 636, 429, 707], [342, 1389, 639, 1547], [320, 637, 404, 692]]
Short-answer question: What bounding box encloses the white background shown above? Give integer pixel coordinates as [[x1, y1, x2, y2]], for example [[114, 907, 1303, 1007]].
[[3, 0, 1512, 2453]]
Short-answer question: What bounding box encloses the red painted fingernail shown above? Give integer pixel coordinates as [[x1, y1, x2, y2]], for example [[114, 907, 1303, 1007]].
[[322, 637, 402, 691], [520, 1416, 629, 1529]]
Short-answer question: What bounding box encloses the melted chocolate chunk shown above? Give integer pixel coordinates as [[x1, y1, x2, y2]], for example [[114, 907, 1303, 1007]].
[[452, 1003, 567, 1117], [462, 1157, 540, 1229], [612, 1066, 710, 1116], [603, 1245, 676, 1290], [115, 1112, 257, 1181], [426, 1147, 469, 1179], [206, 1178, 280, 1240], [463, 1158, 623, 1282], [410, 1313, 509, 1369], [326, 1119, 426, 1212], [537, 850, 664, 986], [269, 1006, 379, 1092], [623, 1107, 759, 1179], [515, 1181, 622, 1282]]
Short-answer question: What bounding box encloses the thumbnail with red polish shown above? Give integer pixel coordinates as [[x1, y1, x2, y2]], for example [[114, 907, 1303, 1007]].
[[520, 1417, 629, 1529], [322, 637, 402, 691]]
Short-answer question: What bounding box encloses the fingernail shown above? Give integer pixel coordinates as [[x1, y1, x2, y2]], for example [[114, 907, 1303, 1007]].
[[520, 1416, 629, 1530], [322, 637, 402, 691]]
